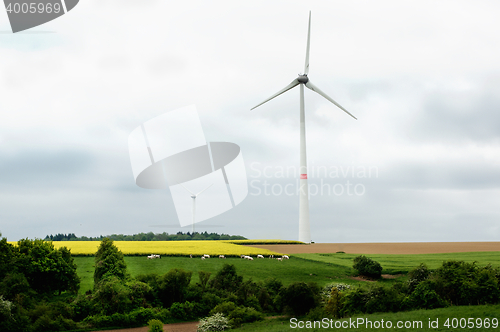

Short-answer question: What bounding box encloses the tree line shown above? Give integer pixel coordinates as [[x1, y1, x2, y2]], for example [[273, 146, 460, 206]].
[[44, 231, 247, 242]]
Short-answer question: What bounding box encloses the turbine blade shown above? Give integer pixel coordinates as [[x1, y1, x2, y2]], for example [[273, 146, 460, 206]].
[[251, 79, 300, 110], [304, 11, 311, 75], [180, 184, 194, 195], [305, 81, 357, 119], [196, 183, 213, 196]]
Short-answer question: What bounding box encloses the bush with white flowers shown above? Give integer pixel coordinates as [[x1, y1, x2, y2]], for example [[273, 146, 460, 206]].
[[322, 283, 351, 298], [0, 295, 14, 318], [197, 312, 230, 332]]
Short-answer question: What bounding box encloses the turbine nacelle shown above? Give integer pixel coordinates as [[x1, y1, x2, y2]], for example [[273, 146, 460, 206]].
[[297, 75, 309, 84]]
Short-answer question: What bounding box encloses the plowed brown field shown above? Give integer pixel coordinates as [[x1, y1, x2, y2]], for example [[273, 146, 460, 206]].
[[245, 242, 500, 254]]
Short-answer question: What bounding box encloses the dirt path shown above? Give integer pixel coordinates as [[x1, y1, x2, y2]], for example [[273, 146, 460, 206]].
[[91, 321, 198, 332], [245, 242, 500, 255]]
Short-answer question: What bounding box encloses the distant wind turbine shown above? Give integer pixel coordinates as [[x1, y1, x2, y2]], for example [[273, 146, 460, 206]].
[[251, 11, 356, 244], [180, 184, 213, 234]]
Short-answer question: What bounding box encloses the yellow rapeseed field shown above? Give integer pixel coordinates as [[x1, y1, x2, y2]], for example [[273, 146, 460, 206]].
[[224, 239, 304, 245], [35, 241, 285, 257]]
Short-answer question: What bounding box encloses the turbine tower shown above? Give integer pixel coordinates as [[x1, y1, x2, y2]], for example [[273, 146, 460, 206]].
[[181, 184, 213, 234], [251, 12, 356, 244]]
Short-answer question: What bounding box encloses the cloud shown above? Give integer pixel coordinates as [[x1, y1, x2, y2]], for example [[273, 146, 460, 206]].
[[1, 1, 500, 242]]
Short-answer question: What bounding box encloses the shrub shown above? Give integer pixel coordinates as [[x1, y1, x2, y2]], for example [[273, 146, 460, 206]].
[[148, 319, 163, 332], [363, 285, 403, 313], [126, 279, 154, 307], [278, 282, 320, 316], [226, 306, 262, 327], [128, 307, 158, 326], [157, 268, 192, 307], [209, 301, 237, 316], [170, 301, 196, 320], [353, 255, 382, 279], [322, 283, 351, 299], [0, 295, 13, 318], [340, 284, 405, 316], [197, 312, 230, 332], [402, 280, 447, 310], [209, 301, 263, 328], [256, 287, 272, 312], [433, 261, 500, 305], [406, 263, 430, 293], [92, 276, 132, 315], [324, 287, 344, 318], [306, 306, 328, 321], [198, 271, 212, 291]]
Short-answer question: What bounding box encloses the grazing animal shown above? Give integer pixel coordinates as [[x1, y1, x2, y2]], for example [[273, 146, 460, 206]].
[[269, 255, 274, 259], [247, 257, 254, 260], [203, 254, 210, 258], [201, 256, 205, 260], [190, 254, 192, 258], [219, 255, 226, 259], [282, 255, 289, 260], [276, 258, 283, 261], [241, 255, 246, 258], [257, 255, 264, 259]]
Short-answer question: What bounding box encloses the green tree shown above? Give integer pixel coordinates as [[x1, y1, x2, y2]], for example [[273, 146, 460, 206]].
[[209, 264, 242, 293], [157, 268, 192, 307], [14, 238, 79, 295], [94, 238, 128, 285]]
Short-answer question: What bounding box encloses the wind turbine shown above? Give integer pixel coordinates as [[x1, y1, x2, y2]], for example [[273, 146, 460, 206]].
[[180, 184, 213, 234], [251, 12, 356, 244]]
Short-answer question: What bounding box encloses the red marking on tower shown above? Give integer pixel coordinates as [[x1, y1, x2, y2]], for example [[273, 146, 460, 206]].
[[300, 174, 307, 179]]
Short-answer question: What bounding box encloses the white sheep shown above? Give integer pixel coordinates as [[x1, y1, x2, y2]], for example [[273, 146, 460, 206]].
[[276, 258, 283, 261], [257, 255, 264, 259], [219, 255, 226, 259], [282, 255, 289, 260], [269, 255, 274, 259], [201, 256, 205, 260], [203, 254, 210, 258]]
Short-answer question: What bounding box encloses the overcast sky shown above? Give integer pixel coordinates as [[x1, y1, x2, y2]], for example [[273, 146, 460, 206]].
[[1, 0, 499, 243]]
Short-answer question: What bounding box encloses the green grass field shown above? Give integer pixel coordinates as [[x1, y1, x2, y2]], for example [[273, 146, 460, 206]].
[[235, 304, 500, 331], [74, 256, 356, 293], [294, 252, 500, 274], [74, 251, 500, 294]]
